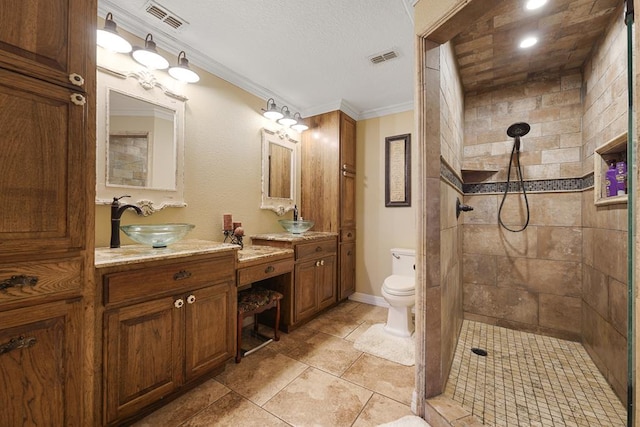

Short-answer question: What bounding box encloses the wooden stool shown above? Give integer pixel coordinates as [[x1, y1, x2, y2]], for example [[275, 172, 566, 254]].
[[236, 287, 283, 363]]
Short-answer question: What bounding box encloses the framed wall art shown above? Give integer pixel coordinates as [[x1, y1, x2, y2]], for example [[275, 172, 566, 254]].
[[385, 133, 411, 207]]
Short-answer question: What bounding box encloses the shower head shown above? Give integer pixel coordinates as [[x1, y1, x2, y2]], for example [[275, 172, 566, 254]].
[[506, 122, 531, 138]]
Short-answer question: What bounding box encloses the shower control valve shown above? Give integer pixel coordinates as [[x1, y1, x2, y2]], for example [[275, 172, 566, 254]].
[[456, 198, 474, 219]]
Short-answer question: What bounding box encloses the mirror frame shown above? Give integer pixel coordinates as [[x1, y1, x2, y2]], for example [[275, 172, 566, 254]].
[[96, 65, 186, 214], [261, 128, 297, 216]]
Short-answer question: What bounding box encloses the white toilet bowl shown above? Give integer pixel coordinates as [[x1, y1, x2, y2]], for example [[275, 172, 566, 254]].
[[382, 277, 415, 337], [381, 248, 416, 337]]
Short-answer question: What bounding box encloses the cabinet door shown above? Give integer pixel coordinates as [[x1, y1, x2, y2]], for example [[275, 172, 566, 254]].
[[0, 300, 82, 427], [0, 0, 93, 90], [104, 296, 183, 424], [340, 113, 356, 171], [0, 68, 86, 255], [294, 259, 319, 322], [340, 242, 356, 300], [317, 255, 337, 311], [184, 282, 236, 381], [340, 171, 356, 229]]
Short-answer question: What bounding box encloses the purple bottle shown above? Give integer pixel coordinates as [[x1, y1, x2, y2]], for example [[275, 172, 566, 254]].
[[605, 162, 617, 197], [615, 160, 627, 195]]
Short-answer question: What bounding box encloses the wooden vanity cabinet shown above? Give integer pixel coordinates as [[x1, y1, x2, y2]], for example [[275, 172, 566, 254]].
[[97, 251, 236, 426], [301, 111, 356, 301], [251, 236, 337, 329], [0, 0, 96, 425], [295, 254, 337, 322]]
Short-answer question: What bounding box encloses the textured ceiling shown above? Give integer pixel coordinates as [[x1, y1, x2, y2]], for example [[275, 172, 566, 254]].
[[450, 0, 622, 93], [98, 0, 416, 120], [98, 0, 622, 119]]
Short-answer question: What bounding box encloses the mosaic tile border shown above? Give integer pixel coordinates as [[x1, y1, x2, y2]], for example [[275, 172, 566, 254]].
[[440, 160, 595, 195]]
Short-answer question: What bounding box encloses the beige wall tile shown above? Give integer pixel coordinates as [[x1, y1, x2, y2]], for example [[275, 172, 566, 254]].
[[593, 228, 628, 284], [582, 264, 609, 319], [463, 224, 537, 258], [463, 284, 538, 325], [609, 278, 627, 338], [496, 257, 581, 297], [539, 294, 581, 334], [463, 254, 497, 286], [462, 195, 497, 225], [536, 226, 582, 261]]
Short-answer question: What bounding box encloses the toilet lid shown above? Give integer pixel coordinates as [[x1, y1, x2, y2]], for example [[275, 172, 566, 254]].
[[383, 275, 415, 296]]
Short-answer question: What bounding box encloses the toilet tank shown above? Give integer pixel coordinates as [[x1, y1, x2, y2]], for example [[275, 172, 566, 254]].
[[390, 248, 415, 277]]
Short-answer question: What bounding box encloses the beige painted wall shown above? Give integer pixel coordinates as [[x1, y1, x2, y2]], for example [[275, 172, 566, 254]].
[[96, 29, 416, 306], [95, 35, 300, 248], [356, 111, 416, 297]]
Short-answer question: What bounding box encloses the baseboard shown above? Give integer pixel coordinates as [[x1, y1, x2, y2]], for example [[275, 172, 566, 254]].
[[348, 292, 389, 307]]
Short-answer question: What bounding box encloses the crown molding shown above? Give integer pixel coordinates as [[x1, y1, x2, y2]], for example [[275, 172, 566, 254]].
[[98, 1, 413, 121]]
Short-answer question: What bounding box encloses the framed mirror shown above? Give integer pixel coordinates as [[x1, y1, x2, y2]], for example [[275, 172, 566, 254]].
[[96, 67, 186, 213], [261, 128, 297, 215]]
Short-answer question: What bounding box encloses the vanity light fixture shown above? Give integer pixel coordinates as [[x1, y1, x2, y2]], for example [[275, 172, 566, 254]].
[[262, 98, 284, 120], [277, 106, 297, 127], [97, 13, 132, 53], [168, 51, 200, 83], [291, 113, 309, 132], [132, 33, 169, 70]]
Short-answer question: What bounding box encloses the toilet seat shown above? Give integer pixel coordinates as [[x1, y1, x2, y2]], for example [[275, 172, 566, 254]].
[[382, 275, 415, 296]]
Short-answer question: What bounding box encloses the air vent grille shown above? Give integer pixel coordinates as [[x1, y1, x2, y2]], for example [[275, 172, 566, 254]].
[[369, 50, 399, 64], [144, 1, 187, 31]]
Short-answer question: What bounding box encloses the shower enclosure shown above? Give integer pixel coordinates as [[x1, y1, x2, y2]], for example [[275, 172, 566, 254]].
[[413, 0, 636, 424]]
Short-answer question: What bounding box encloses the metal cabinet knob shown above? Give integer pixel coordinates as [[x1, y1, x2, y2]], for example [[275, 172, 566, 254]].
[[187, 294, 196, 304], [320, 260, 325, 266], [174, 298, 184, 308]]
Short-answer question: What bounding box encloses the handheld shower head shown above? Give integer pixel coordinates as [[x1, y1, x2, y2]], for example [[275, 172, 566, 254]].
[[506, 122, 531, 138], [507, 122, 530, 151]]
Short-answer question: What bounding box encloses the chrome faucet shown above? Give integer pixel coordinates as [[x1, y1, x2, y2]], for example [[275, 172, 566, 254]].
[[110, 195, 143, 248]]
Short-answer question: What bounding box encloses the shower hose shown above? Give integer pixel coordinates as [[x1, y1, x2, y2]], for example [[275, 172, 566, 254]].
[[497, 140, 530, 232]]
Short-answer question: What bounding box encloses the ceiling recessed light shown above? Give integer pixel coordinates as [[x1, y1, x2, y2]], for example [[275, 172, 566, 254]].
[[519, 36, 538, 48], [525, 0, 547, 10]]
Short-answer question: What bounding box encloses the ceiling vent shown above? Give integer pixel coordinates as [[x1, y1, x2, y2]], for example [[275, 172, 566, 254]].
[[368, 50, 399, 65], [144, 1, 187, 31]]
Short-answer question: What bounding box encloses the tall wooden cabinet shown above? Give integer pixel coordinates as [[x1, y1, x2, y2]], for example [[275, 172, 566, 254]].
[[0, 1, 96, 426], [301, 111, 356, 300]]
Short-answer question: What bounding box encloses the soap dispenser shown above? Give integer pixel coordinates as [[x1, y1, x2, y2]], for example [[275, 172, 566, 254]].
[[293, 205, 299, 221]]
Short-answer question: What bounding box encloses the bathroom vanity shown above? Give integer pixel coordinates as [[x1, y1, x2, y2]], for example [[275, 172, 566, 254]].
[[94, 241, 237, 426], [237, 245, 295, 331], [250, 232, 338, 330]]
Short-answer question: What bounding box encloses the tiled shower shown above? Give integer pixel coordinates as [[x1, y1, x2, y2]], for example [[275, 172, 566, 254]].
[[423, 3, 629, 424]]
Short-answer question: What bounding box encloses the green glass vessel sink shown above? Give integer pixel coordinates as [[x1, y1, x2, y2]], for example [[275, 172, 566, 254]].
[[120, 223, 195, 248], [278, 219, 315, 234]]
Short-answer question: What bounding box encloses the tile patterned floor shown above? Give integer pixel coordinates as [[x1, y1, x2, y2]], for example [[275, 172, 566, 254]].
[[444, 320, 627, 427], [133, 301, 416, 427]]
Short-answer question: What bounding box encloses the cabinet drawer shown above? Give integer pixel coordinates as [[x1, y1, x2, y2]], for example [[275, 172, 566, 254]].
[[0, 258, 82, 305], [341, 228, 356, 242], [295, 239, 337, 261], [237, 259, 294, 287], [104, 257, 234, 306]]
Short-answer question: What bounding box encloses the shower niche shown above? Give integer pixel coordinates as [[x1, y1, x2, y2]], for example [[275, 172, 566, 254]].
[[594, 132, 628, 206]]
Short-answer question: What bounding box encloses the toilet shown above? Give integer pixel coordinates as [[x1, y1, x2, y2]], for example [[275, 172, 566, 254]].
[[381, 248, 416, 337]]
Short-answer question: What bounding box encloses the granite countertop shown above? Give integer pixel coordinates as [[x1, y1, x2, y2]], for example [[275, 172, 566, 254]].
[[237, 245, 294, 264], [249, 231, 338, 242], [95, 239, 238, 268]]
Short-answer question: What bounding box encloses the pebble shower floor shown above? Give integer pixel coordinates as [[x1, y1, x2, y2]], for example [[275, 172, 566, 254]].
[[444, 320, 627, 426]]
